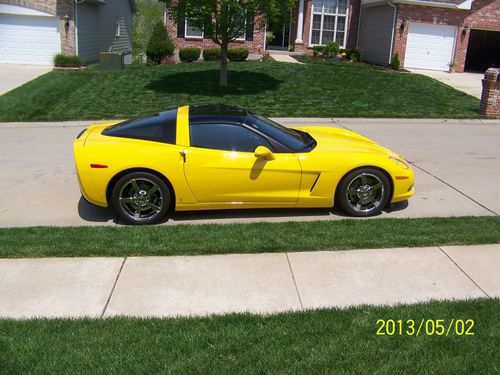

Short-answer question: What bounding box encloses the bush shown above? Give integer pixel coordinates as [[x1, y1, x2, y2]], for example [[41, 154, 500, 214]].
[[203, 48, 221, 61], [266, 31, 275, 44], [324, 41, 340, 57], [392, 53, 400, 70], [132, 0, 164, 64], [53, 54, 82, 67], [146, 22, 174, 64], [228, 48, 249, 62], [349, 48, 361, 62], [179, 47, 201, 63], [312, 45, 325, 57]]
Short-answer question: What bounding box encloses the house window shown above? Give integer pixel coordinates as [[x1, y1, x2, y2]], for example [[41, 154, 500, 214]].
[[185, 18, 203, 38], [235, 28, 246, 41], [234, 11, 246, 41], [310, 0, 349, 47], [115, 19, 121, 37]]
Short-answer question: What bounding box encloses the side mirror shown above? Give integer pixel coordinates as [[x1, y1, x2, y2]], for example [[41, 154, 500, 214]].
[[254, 146, 275, 160]]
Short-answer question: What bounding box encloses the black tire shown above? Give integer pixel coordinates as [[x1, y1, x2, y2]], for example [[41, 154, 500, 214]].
[[111, 171, 171, 225], [336, 168, 391, 217]]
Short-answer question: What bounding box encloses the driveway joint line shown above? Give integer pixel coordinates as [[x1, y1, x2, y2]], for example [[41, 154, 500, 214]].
[[409, 162, 498, 215], [285, 253, 304, 310], [100, 257, 127, 318], [438, 246, 490, 298]]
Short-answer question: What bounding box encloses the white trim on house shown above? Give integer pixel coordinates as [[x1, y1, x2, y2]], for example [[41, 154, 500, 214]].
[[185, 18, 203, 38], [308, 0, 350, 48], [388, 1, 397, 64], [0, 4, 55, 17]]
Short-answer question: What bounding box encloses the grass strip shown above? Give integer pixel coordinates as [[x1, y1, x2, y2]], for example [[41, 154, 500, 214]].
[[0, 298, 498, 374], [0, 216, 498, 258], [0, 61, 480, 121]]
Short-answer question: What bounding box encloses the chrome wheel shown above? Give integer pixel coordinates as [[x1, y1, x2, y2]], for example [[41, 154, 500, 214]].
[[345, 172, 386, 214], [118, 177, 164, 222], [337, 168, 390, 217]]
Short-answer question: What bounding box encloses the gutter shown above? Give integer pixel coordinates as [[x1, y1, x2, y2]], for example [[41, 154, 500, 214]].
[[361, 0, 472, 9]]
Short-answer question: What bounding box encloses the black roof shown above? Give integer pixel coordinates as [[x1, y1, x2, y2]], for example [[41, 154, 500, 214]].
[[189, 104, 249, 124]]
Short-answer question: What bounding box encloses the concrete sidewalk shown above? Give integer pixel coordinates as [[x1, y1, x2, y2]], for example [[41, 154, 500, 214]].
[[1, 244, 498, 319]]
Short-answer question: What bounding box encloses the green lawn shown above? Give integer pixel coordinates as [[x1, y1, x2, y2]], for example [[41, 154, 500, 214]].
[[0, 61, 480, 121], [0, 298, 497, 374], [0, 216, 498, 258]]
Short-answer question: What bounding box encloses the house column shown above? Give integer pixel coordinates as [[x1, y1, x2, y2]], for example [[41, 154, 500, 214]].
[[295, 0, 305, 44]]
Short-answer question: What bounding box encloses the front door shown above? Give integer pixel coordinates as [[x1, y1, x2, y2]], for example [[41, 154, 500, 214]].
[[266, 13, 291, 50], [183, 122, 301, 203]]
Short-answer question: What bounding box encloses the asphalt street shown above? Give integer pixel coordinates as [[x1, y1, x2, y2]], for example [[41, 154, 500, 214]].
[[0, 118, 498, 227]]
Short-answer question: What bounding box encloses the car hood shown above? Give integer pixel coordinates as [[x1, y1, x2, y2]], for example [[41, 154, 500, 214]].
[[293, 126, 397, 157]]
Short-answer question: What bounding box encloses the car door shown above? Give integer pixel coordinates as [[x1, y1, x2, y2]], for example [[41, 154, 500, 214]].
[[183, 122, 302, 203]]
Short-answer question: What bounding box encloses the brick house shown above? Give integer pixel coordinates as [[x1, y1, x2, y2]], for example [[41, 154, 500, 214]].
[[165, 0, 499, 72], [0, 0, 136, 65]]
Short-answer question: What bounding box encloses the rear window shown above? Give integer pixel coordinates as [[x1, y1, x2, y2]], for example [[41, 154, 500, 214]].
[[102, 109, 177, 144]]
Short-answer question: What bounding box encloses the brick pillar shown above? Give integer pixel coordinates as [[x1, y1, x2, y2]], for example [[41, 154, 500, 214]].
[[480, 68, 500, 118]]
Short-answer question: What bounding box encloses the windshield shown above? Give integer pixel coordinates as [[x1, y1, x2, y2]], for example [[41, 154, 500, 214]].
[[245, 113, 307, 152]]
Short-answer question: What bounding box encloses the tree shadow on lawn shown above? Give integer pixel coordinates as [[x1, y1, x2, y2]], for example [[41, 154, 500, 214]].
[[145, 69, 283, 96]]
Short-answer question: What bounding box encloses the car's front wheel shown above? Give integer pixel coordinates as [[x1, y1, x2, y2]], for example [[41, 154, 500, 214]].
[[336, 168, 391, 217], [111, 172, 170, 225]]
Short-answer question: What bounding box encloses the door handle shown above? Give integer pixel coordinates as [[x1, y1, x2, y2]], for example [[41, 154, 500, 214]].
[[180, 150, 186, 162]]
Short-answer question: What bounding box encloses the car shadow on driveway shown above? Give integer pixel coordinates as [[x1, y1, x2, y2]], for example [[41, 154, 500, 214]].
[[170, 208, 337, 222], [77, 197, 116, 223], [77, 197, 410, 225]]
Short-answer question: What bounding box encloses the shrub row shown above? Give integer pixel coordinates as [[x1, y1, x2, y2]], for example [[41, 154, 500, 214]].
[[179, 47, 249, 62], [339, 48, 361, 62], [53, 54, 82, 67], [312, 43, 361, 62]]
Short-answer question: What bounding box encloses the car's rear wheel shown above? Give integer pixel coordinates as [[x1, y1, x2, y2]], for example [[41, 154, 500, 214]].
[[336, 168, 390, 217], [111, 172, 170, 225]]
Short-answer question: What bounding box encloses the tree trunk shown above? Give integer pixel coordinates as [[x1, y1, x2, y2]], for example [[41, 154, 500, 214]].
[[219, 43, 229, 87]]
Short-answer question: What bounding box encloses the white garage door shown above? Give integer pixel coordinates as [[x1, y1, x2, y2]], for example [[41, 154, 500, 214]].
[[0, 12, 60, 65], [404, 23, 457, 71]]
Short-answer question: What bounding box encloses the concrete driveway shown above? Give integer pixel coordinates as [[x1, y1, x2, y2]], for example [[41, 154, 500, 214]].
[[0, 64, 52, 96], [0, 118, 498, 227], [407, 69, 484, 99]]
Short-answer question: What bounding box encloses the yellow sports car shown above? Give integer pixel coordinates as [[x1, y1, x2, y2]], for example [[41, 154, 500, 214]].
[[74, 105, 414, 225]]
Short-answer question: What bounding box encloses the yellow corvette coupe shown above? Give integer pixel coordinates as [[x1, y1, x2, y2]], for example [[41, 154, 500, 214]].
[[74, 105, 414, 225]]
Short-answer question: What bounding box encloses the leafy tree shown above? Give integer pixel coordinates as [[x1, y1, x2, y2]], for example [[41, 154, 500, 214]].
[[132, 0, 165, 63], [164, 0, 295, 86], [146, 21, 175, 64]]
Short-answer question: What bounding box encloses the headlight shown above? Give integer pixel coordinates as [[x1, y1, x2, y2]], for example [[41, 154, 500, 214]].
[[389, 156, 410, 169]]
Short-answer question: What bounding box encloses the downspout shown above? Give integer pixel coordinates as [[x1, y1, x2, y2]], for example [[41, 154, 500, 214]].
[[74, 1, 78, 55], [388, 1, 397, 64], [74, 0, 86, 56], [356, 2, 362, 48]]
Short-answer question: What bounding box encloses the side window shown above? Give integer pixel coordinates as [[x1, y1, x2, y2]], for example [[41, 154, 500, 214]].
[[102, 110, 177, 144], [190, 123, 273, 152]]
